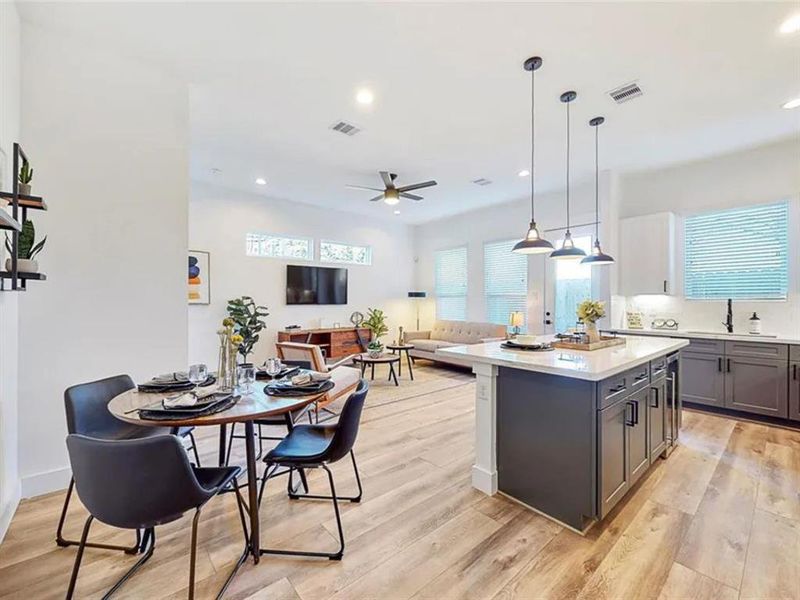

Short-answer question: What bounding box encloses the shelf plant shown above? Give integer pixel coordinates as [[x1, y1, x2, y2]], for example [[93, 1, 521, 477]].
[[226, 296, 269, 363], [4, 219, 46, 273], [18, 159, 33, 195], [363, 307, 389, 357]]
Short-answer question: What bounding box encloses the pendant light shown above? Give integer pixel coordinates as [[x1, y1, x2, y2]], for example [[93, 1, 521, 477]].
[[581, 116, 615, 265], [512, 56, 554, 254], [550, 91, 586, 260]]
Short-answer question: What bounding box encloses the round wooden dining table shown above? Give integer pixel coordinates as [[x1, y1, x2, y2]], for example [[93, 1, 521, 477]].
[[108, 384, 327, 573]]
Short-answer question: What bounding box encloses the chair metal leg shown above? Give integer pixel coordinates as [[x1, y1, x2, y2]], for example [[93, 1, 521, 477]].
[[188, 432, 201, 467], [103, 528, 156, 599], [66, 515, 93, 599], [287, 451, 363, 502], [188, 509, 201, 600], [258, 463, 346, 560], [56, 477, 140, 554], [225, 422, 237, 466]]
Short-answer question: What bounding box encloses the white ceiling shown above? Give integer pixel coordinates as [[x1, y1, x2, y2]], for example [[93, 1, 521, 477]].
[[17, 1, 800, 224]]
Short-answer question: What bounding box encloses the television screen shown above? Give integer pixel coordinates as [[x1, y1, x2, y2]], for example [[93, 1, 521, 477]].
[[286, 265, 348, 305]]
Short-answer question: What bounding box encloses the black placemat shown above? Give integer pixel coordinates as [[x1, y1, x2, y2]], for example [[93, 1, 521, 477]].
[[138, 394, 238, 421], [264, 379, 334, 397]]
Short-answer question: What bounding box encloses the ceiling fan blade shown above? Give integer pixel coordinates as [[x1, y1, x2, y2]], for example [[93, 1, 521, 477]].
[[379, 171, 395, 189], [400, 192, 424, 201], [396, 180, 437, 193], [346, 184, 384, 192], [368, 194, 385, 202]]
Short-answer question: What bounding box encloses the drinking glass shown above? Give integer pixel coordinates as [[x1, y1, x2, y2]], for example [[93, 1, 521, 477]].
[[188, 363, 208, 386], [237, 364, 256, 393], [264, 357, 282, 379]]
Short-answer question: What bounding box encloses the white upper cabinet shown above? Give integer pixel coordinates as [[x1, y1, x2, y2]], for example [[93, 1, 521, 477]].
[[620, 212, 676, 296]]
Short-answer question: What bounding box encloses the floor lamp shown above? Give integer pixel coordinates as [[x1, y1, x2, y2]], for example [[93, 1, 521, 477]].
[[408, 291, 427, 331]]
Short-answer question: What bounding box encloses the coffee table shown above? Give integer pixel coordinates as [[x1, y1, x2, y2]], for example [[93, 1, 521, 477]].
[[386, 344, 415, 380], [352, 353, 400, 386]]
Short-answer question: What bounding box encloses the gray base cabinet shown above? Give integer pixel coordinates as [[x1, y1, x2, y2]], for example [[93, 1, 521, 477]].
[[790, 363, 800, 422], [649, 377, 667, 460], [628, 386, 650, 486], [725, 355, 788, 418], [681, 351, 725, 407]]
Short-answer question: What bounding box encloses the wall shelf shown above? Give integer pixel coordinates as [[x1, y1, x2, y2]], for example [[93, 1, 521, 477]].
[[1, 143, 48, 291], [0, 192, 47, 211]]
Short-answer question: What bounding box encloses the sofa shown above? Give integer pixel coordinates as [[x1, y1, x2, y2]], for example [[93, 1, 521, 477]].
[[403, 320, 507, 367]]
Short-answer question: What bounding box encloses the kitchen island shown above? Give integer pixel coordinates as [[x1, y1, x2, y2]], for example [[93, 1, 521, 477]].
[[438, 335, 689, 533]]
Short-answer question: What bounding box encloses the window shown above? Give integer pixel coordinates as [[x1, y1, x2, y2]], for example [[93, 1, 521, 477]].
[[554, 235, 594, 334], [484, 239, 528, 332], [684, 202, 788, 300], [435, 246, 468, 321], [246, 233, 313, 259], [320, 241, 372, 265]]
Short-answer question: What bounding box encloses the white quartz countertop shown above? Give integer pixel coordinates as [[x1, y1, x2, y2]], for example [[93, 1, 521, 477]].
[[608, 328, 800, 346], [436, 335, 689, 382]]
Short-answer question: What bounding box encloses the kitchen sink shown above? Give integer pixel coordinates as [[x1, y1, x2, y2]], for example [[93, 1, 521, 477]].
[[685, 330, 778, 338]]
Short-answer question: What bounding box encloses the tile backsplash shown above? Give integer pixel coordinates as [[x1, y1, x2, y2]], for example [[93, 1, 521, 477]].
[[613, 295, 800, 338]]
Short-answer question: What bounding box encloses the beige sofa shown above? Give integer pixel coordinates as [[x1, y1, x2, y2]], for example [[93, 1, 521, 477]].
[[404, 320, 507, 367]]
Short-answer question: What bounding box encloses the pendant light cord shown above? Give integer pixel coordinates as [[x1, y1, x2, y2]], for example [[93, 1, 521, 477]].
[[530, 67, 535, 223], [595, 122, 599, 241], [565, 98, 570, 232]]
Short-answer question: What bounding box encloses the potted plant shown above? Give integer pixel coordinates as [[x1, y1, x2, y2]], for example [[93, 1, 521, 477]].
[[577, 299, 606, 343], [18, 159, 33, 196], [363, 307, 389, 358], [5, 219, 46, 273], [226, 296, 269, 364]]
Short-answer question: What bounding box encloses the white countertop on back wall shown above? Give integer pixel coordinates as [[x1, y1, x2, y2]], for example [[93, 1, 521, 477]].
[[607, 328, 800, 346]]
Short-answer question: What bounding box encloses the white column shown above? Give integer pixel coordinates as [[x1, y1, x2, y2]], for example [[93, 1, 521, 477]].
[[472, 361, 498, 495]]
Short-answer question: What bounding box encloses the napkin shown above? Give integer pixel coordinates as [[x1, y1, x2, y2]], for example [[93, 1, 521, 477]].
[[290, 371, 331, 386], [163, 392, 198, 408]]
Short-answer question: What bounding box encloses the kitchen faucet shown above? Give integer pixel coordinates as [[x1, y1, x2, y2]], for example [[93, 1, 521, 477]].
[[723, 298, 733, 333]]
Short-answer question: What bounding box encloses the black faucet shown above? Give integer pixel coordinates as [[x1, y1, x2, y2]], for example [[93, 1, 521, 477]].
[[723, 298, 733, 333]]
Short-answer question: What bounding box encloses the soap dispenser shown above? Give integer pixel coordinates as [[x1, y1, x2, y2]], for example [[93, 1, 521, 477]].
[[748, 312, 761, 335]]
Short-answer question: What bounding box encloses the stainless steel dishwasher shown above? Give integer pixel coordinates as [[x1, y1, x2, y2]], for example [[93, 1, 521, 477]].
[[663, 351, 681, 457]]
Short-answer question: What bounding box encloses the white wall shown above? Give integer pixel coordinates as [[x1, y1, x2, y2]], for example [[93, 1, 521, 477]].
[[189, 181, 415, 366], [16, 23, 189, 497], [617, 138, 800, 336], [0, 0, 21, 541], [413, 176, 615, 334]]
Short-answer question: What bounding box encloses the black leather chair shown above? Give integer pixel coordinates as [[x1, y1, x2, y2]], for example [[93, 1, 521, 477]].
[[58, 374, 200, 553], [65, 434, 246, 600], [257, 379, 368, 560]]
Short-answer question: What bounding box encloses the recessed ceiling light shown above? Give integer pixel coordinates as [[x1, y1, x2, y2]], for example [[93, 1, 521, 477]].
[[356, 88, 374, 105], [393, 210, 401, 215], [780, 14, 800, 34], [255, 178, 267, 185], [782, 97, 800, 109], [518, 170, 530, 177]]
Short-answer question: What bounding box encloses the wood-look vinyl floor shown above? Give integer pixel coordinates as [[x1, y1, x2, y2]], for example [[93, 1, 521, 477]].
[[1, 362, 798, 599]]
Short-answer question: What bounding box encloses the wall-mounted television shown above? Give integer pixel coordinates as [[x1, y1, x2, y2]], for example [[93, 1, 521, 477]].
[[286, 265, 348, 305]]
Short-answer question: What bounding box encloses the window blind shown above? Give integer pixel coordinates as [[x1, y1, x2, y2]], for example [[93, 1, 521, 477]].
[[435, 246, 468, 321], [484, 239, 527, 331], [684, 202, 789, 300]]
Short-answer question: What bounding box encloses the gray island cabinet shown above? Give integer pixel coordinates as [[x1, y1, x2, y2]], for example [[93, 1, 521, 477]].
[[438, 335, 688, 533]]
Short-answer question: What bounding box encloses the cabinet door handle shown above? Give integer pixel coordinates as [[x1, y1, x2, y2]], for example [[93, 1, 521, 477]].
[[727, 358, 731, 373], [663, 280, 668, 293], [625, 402, 635, 427], [650, 386, 659, 408], [794, 364, 797, 381], [718, 357, 723, 372], [633, 400, 640, 425]]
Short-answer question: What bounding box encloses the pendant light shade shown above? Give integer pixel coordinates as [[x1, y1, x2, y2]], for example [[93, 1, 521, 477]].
[[550, 91, 586, 261], [581, 116, 615, 265], [513, 56, 554, 254]]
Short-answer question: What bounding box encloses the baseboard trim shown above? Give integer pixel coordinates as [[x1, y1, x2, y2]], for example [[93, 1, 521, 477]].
[[21, 466, 71, 498], [0, 481, 21, 543]]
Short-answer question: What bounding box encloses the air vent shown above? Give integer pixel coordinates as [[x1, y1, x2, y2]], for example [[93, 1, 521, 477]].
[[330, 120, 362, 136], [607, 81, 643, 104], [472, 178, 492, 186]]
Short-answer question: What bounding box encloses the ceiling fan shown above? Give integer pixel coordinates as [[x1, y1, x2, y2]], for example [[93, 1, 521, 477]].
[[346, 171, 437, 205]]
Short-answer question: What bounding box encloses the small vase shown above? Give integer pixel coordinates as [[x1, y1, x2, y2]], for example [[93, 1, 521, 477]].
[[586, 321, 601, 343], [217, 338, 230, 391]]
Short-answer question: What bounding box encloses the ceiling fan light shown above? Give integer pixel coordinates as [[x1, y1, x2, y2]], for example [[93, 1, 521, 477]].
[[512, 221, 554, 254], [383, 189, 400, 205]]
